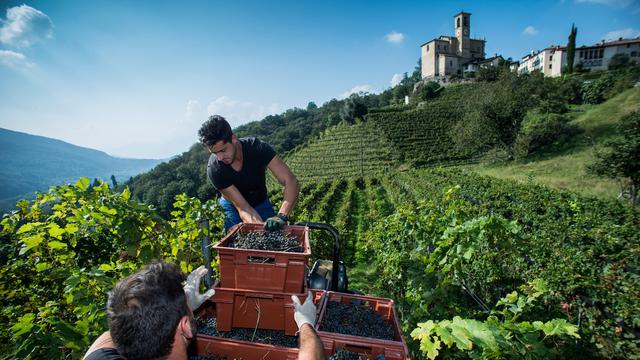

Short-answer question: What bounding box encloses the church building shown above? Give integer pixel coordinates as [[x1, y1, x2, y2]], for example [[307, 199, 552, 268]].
[[421, 12, 486, 79]]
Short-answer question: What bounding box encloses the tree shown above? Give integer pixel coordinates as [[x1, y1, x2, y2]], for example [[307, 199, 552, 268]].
[[566, 24, 578, 74], [608, 53, 631, 70], [306, 101, 318, 111], [340, 96, 368, 124], [588, 111, 640, 205], [110, 174, 118, 188]]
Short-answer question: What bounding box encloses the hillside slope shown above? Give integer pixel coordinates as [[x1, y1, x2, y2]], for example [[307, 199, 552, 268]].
[[284, 121, 399, 182], [0, 128, 163, 211], [463, 87, 640, 200]]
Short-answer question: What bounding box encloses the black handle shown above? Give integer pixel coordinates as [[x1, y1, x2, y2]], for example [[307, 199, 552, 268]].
[[295, 222, 341, 291], [200, 219, 213, 288]]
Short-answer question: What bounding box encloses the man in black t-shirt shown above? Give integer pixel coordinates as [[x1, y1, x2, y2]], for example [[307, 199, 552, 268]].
[[199, 115, 299, 231]]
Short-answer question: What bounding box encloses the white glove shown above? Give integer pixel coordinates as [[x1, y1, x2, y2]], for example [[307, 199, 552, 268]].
[[291, 291, 316, 329], [183, 266, 215, 311]]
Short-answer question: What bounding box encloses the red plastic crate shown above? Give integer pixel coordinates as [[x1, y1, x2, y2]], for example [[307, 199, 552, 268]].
[[316, 292, 410, 360], [212, 284, 325, 336], [193, 334, 299, 360], [213, 223, 311, 293], [193, 302, 299, 360]]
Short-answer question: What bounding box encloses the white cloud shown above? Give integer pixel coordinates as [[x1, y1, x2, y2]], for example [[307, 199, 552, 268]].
[[184, 99, 202, 124], [523, 26, 539, 36], [603, 28, 640, 40], [575, 0, 633, 7], [339, 84, 375, 99], [206, 96, 285, 128], [390, 73, 403, 87], [0, 49, 34, 68], [384, 31, 405, 44], [0, 5, 53, 48]]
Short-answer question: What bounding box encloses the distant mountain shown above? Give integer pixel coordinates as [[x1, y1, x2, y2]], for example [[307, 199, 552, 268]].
[[0, 128, 165, 212]]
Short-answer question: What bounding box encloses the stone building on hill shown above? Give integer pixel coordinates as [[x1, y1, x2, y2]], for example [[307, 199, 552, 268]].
[[420, 12, 487, 79]]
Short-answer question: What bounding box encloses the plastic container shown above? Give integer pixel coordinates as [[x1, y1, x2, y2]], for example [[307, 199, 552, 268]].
[[193, 302, 299, 360], [212, 284, 325, 336], [193, 334, 299, 360], [213, 223, 311, 293], [316, 292, 410, 360]]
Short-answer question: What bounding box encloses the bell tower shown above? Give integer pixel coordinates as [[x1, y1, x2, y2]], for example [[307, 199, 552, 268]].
[[454, 12, 471, 58]]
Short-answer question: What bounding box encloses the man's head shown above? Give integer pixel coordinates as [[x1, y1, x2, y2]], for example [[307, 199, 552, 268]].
[[107, 261, 195, 360], [198, 115, 238, 165]]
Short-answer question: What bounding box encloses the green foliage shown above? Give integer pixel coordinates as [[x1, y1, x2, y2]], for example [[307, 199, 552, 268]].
[[290, 168, 638, 358], [284, 121, 398, 182], [340, 95, 369, 124], [582, 74, 615, 104], [415, 81, 442, 102], [0, 179, 223, 358], [608, 53, 632, 71], [589, 111, 640, 205], [566, 24, 578, 74], [514, 112, 579, 158], [411, 280, 580, 359]]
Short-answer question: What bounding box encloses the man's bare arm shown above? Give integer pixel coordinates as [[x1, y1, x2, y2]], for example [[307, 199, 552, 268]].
[[267, 156, 299, 216], [219, 185, 263, 223], [298, 323, 324, 360]]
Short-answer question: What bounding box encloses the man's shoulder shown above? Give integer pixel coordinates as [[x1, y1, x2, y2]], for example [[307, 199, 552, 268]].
[[240, 137, 274, 153], [239, 136, 262, 146], [207, 153, 221, 169]]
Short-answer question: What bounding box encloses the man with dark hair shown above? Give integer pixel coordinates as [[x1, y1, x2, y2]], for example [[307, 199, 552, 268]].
[[83, 262, 323, 360], [198, 115, 299, 231]]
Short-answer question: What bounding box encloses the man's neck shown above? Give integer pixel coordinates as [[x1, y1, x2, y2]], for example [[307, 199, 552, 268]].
[[231, 141, 243, 170]]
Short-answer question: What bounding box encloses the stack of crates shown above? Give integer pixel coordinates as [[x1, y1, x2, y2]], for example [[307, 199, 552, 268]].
[[192, 223, 409, 360]]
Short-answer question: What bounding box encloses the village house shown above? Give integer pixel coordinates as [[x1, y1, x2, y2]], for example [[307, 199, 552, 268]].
[[518, 38, 640, 76]]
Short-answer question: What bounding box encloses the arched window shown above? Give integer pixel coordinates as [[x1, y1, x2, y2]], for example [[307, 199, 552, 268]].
[[457, 18, 460, 28]]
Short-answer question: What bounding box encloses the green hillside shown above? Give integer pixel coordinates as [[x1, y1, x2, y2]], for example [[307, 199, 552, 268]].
[[463, 87, 640, 200], [0, 128, 163, 212], [284, 121, 399, 182]]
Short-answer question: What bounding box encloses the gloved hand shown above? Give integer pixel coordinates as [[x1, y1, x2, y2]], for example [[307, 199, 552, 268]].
[[291, 291, 317, 329], [183, 266, 215, 311], [264, 213, 287, 231]]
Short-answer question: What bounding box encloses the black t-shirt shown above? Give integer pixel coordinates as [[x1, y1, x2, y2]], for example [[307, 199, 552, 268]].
[[84, 348, 124, 360], [207, 137, 276, 207]]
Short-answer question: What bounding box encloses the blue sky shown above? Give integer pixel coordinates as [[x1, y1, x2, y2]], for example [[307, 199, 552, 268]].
[[1, 0, 638, 158]]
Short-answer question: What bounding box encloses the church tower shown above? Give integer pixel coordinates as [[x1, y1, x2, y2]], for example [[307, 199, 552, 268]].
[[454, 12, 471, 59]]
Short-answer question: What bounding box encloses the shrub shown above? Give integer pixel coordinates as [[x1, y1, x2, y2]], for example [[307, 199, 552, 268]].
[[581, 73, 614, 104], [514, 112, 579, 158]]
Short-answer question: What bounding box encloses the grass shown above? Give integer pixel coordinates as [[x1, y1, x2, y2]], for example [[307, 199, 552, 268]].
[[463, 87, 640, 200]]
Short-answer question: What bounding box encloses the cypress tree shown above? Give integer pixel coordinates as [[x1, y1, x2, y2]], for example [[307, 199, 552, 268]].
[[566, 24, 577, 74]]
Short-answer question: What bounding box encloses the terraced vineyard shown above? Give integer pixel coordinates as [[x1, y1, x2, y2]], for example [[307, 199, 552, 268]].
[[367, 98, 482, 166], [283, 121, 399, 182]]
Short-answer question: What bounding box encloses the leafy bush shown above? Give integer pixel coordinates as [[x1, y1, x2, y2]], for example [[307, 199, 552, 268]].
[[608, 53, 632, 71], [589, 111, 640, 205], [514, 112, 579, 158], [0, 180, 223, 358], [411, 279, 580, 359], [582, 73, 615, 104]]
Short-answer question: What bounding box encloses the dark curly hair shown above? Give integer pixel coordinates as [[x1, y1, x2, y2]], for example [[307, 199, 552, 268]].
[[198, 115, 233, 146], [107, 261, 188, 360]]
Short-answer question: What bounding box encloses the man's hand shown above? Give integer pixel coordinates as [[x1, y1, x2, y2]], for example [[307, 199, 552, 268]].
[[184, 266, 215, 311], [264, 213, 287, 231], [291, 291, 317, 329]]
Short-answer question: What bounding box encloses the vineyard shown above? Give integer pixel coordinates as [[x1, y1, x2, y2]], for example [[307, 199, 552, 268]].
[[284, 121, 399, 182], [266, 167, 639, 359], [2, 161, 638, 358], [2, 70, 639, 358]]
